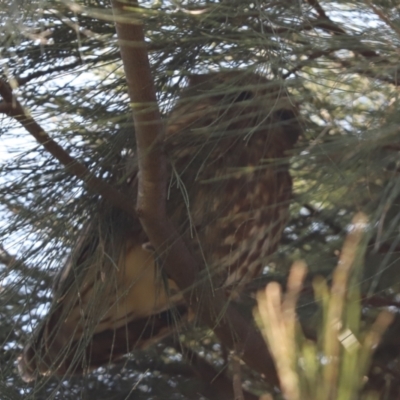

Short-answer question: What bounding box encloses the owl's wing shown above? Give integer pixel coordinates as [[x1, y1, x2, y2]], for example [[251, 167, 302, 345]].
[[18, 207, 186, 381]]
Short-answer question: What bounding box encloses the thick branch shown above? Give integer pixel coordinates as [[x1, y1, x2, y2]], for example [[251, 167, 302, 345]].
[[112, 0, 278, 385], [0, 79, 136, 218]]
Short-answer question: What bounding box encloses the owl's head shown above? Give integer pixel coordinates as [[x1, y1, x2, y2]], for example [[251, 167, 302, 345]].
[[168, 71, 301, 151]]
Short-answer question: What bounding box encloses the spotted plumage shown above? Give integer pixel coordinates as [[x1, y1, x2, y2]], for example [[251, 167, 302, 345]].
[[19, 71, 301, 380]]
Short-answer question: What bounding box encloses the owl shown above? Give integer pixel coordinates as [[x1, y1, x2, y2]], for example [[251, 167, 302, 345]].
[[18, 71, 301, 380]]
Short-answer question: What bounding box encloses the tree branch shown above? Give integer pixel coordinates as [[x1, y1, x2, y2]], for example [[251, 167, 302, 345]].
[[15, 59, 83, 86], [163, 339, 260, 400], [0, 79, 137, 218], [0, 244, 51, 282], [112, 0, 278, 385], [307, 0, 381, 60], [278, 0, 400, 87], [15, 52, 122, 87], [231, 347, 245, 400], [364, 0, 400, 37]]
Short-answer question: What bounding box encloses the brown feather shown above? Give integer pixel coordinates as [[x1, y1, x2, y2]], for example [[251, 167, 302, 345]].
[[18, 71, 301, 380]]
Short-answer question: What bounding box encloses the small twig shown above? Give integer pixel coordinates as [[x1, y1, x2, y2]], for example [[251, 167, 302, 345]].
[[364, 0, 400, 37], [283, 49, 333, 79], [302, 202, 342, 235], [172, 342, 259, 400], [283, 2, 393, 82], [0, 244, 50, 281], [16, 59, 83, 86], [374, 202, 391, 252], [231, 347, 245, 400], [383, 143, 400, 151], [307, 0, 381, 60], [0, 245, 16, 268]]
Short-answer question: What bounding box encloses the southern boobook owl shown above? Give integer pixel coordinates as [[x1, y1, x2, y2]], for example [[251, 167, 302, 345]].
[[19, 71, 301, 380]]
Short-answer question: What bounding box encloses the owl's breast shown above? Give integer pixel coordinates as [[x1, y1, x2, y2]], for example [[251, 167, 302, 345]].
[[166, 128, 293, 289]]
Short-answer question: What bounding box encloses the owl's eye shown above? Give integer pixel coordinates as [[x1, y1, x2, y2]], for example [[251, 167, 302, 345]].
[[235, 91, 253, 102], [276, 109, 295, 122]]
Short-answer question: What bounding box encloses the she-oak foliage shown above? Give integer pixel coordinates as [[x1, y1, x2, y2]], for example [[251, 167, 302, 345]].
[[1, 0, 400, 399]]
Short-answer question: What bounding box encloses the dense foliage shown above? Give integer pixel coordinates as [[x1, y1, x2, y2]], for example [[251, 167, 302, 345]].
[[1, 0, 400, 399]]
